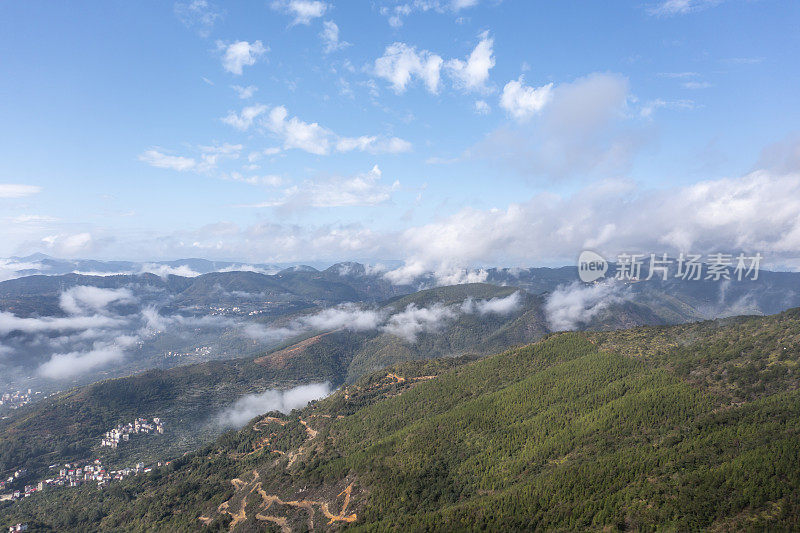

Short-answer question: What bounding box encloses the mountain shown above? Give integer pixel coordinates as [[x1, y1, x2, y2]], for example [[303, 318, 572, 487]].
[[0, 283, 661, 491], [4, 308, 800, 530]]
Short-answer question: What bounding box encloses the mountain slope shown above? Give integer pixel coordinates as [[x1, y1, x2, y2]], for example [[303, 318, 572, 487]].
[[5, 309, 800, 530]]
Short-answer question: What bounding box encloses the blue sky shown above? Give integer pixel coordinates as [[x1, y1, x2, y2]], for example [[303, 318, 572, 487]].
[[1, 0, 800, 274]]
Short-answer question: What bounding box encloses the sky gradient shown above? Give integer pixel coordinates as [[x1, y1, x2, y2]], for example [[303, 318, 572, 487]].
[[1, 0, 800, 277]]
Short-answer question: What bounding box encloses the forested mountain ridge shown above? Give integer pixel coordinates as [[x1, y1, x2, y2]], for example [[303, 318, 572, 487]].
[[4, 308, 800, 531], [0, 282, 662, 489]]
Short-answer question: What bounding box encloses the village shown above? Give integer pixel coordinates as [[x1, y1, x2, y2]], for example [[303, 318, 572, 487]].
[[100, 417, 164, 448], [0, 390, 42, 411], [164, 345, 211, 359], [1, 458, 169, 504]]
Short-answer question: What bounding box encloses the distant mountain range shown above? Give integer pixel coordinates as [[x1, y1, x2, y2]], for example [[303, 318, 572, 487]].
[[1, 258, 800, 396]]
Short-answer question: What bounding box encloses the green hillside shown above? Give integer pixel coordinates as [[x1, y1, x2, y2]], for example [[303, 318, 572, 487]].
[[5, 309, 800, 530]]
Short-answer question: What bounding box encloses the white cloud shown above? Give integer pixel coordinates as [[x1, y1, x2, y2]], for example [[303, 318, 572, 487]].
[[8, 214, 57, 224], [380, 0, 484, 27], [683, 81, 712, 89], [224, 172, 285, 187], [254, 165, 400, 208], [499, 76, 553, 121], [434, 267, 488, 286], [140, 263, 203, 279], [217, 382, 331, 428], [37, 338, 138, 379], [298, 303, 385, 331], [138, 149, 197, 171], [445, 31, 495, 93], [382, 303, 457, 342], [265, 105, 332, 155], [0, 184, 42, 198], [336, 135, 412, 154], [483, 73, 635, 179], [0, 258, 45, 282], [59, 286, 135, 315], [221, 103, 268, 130], [374, 42, 444, 94], [174, 0, 221, 36], [545, 280, 627, 331], [271, 0, 328, 25], [0, 311, 124, 335], [650, 0, 722, 16], [320, 20, 349, 53], [41, 232, 97, 256], [217, 40, 267, 75], [231, 84, 258, 99], [463, 291, 522, 315], [386, 168, 800, 276], [474, 100, 490, 115], [222, 104, 412, 155], [640, 98, 696, 118]]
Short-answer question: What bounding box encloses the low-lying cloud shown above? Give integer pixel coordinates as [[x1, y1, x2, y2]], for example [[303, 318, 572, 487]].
[[59, 286, 135, 315], [545, 280, 628, 331], [382, 303, 457, 342], [37, 341, 130, 379], [216, 382, 331, 428], [462, 291, 522, 316]]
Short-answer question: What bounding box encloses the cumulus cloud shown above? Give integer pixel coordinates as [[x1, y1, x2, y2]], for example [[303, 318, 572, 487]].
[[271, 0, 328, 25], [217, 40, 267, 75], [320, 20, 349, 53], [445, 31, 495, 93], [221, 103, 268, 130], [0, 184, 42, 198], [374, 42, 444, 94], [374, 32, 494, 95], [386, 167, 800, 278], [265, 105, 334, 155], [253, 165, 400, 208], [382, 303, 457, 342], [500, 76, 553, 120], [217, 382, 331, 428], [59, 286, 135, 315], [545, 280, 628, 331], [222, 104, 411, 156]]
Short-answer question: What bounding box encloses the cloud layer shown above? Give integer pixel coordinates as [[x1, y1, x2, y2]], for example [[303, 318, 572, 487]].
[[216, 382, 331, 428]]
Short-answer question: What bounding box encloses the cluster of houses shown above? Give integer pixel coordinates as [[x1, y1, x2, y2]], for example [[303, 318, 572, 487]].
[[1, 459, 169, 503], [164, 346, 211, 358], [100, 417, 164, 448], [0, 389, 41, 410]]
